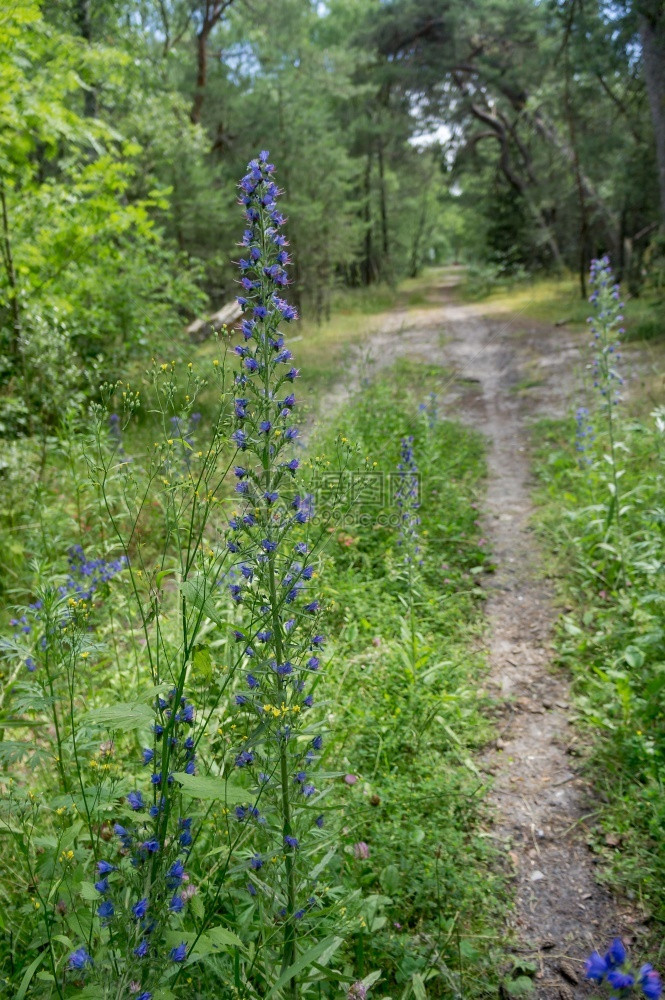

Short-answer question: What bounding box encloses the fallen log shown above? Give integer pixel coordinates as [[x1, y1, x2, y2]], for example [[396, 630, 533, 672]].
[[186, 299, 243, 342]]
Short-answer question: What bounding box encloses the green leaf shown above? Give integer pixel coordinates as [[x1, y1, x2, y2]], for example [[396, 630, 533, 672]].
[[180, 580, 223, 627], [59, 820, 83, 852], [267, 936, 343, 997], [80, 881, 99, 901], [81, 702, 153, 731], [379, 864, 400, 894], [190, 891, 205, 920], [205, 925, 245, 951], [504, 976, 535, 997], [0, 741, 49, 768], [361, 971, 383, 991], [308, 847, 337, 882], [192, 644, 212, 681], [52, 933, 74, 949], [15, 950, 48, 1000], [163, 925, 244, 961], [623, 645, 645, 669], [171, 772, 248, 803], [0, 818, 23, 834], [411, 973, 427, 1000]]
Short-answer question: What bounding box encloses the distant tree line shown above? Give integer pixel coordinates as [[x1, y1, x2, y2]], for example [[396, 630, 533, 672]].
[[0, 0, 663, 431]]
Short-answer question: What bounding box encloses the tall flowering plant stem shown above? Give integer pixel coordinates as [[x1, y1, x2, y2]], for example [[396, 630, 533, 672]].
[[0, 158, 353, 1000], [395, 436, 421, 675], [588, 255, 626, 582], [222, 151, 331, 992]]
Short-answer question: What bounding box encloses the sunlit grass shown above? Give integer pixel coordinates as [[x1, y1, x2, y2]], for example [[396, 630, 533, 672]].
[[470, 273, 664, 343]]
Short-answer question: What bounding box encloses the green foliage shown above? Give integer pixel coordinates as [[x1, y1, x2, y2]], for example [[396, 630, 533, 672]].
[[305, 361, 505, 996], [0, 345, 505, 997], [533, 406, 665, 925], [0, 2, 206, 434]]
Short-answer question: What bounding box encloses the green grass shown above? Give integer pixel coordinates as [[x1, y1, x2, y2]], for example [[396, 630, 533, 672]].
[[465, 273, 665, 343], [309, 358, 507, 996], [0, 323, 510, 995], [532, 410, 665, 934]]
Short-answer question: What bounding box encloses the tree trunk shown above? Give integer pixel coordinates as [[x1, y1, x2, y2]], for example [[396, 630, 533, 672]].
[[639, 8, 665, 224], [76, 0, 96, 117], [465, 99, 564, 266], [564, 60, 590, 296], [362, 152, 374, 285], [191, 28, 208, 124], [378, 141, 389, 261], [529, 110, 618, 252], [0, 183, 21, 360]]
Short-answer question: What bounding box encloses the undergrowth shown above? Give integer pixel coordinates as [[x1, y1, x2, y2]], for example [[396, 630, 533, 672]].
[[309, 360, 505, 996], [0, 266, 505, 999], [532, 263, 665, 938]]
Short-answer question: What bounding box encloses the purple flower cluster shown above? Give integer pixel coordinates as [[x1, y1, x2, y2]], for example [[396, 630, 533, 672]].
[[59, 545, 127, 601], [575, 405, 594, 465], [585, 938, 662, 999], [395, 436, 421, 564], [418, 391, 438, 429], [588, 256, 624, 408], [220, 153, 327, 920], [8, 600, 41, 672], [67, 689, 197, 986], [8, 543, 126, 672]]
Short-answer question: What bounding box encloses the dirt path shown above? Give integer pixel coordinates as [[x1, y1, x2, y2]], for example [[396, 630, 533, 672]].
[[319, 274, 641, 997]]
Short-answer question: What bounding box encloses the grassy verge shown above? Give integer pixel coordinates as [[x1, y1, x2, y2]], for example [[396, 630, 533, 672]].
[[532, 405, 665, 933], [311, 359, 506, 997], [0, 275, 428, 597], [462, 273, 664, 343]]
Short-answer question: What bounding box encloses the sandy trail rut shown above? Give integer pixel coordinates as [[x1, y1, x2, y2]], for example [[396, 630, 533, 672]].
[[319, 276, 640, 997]]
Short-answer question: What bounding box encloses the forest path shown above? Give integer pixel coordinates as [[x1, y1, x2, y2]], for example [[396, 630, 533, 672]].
[[317, 272, 640, 998]]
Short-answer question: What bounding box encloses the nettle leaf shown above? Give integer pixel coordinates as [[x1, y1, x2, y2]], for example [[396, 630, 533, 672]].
[[190, 891, 205, 920], [205, 925, 245, 951], [163, 925, 244, 961], [80, 702, 154, 731], [171, 772, 248, 803], [80, 881, 99, 901], [504, 976, 535, 997]]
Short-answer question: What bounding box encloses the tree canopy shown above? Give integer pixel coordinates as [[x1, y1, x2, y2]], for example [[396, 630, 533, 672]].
[[1, 0, 663, 432]]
